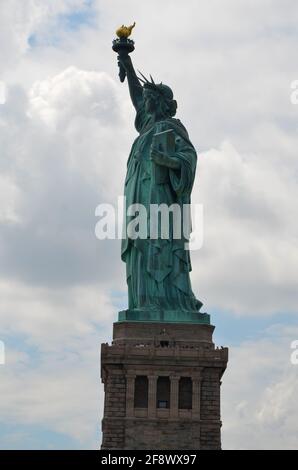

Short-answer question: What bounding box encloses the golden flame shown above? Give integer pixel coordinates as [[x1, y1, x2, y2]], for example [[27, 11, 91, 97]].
[[116, 22, 136, 39]]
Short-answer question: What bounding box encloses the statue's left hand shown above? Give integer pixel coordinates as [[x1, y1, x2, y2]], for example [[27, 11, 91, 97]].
[[150, 147, 180, 169], [150, 148, 167, 166]]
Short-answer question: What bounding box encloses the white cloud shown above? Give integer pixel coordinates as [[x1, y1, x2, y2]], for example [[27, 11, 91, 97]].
[[0, 342, 104, 448], [191, 141, 298, 315], [0, 279, 113, 448], [0, 63, 125, 447], [28, 66, 121, 129], [0, 1, 88, 72], [0, 0, 298, 450], [0, 175, 21, 223], [0, 280, 115, 350], [0, 81, 6, 104], [0, 66, 130, 289], [222, 325, 298, 449]]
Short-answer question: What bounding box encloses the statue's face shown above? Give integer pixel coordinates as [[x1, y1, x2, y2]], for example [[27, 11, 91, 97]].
[[143, 88, 157, 114]]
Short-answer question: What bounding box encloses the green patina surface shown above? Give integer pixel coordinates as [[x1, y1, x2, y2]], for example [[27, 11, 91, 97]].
[[118, 309, 210, 324], [114, 36, 207, 325]]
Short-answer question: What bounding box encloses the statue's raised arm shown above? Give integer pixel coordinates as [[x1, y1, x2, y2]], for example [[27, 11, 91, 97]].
[[118, 55, 143, 111], [112, 22, 143, 111]]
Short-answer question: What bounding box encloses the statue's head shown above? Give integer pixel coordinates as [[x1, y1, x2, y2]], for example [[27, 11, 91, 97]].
[[139, 73, 177, 119]]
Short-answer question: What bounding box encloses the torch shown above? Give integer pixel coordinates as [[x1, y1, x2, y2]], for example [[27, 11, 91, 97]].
[[112, 22, 136, 83]]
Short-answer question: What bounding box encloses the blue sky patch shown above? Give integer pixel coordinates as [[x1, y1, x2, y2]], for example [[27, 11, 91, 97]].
[[28, 1, 96, 48], [0, 422, 83, 450], [59, 5, 96, 32]]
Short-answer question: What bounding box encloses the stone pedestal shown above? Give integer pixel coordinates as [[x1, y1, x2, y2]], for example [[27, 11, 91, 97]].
[[101, 321, 228, 450]]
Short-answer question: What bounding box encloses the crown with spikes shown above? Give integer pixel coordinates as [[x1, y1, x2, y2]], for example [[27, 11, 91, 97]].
[[137, 70, 174, 100]]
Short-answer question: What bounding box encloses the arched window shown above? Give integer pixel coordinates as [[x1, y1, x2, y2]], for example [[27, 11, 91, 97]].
[[156, 376, 170, 409], [134, 376, 148, 408], [178, 377, 192, 409]]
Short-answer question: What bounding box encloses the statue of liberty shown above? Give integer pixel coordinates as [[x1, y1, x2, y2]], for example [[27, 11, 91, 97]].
[[113, 25, 207, 322]]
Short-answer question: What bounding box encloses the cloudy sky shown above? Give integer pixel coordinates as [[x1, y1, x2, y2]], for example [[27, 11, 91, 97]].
[[0, 0, 298, 449]]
